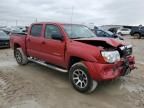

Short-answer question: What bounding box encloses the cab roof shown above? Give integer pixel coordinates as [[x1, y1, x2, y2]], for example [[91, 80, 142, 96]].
[[31, 22, 84, 26]]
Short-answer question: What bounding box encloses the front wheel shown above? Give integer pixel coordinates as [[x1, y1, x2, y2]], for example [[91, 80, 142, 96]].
[[14, 48, 28, 65], [133, 33, 141, 39], [69, 62, 98, 93]]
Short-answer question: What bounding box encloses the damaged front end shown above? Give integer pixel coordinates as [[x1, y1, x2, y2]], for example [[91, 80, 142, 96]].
[[74, 38, 135, 79], [117, 45, 135, 76], [100, 44, 135, 76]]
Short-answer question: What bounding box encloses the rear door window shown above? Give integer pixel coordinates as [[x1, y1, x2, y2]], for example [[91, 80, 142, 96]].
[[30, 24, 43, 37]]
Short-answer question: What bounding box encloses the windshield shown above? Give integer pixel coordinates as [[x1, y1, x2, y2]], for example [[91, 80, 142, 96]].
[[105, 30, 114, 35], [63, 24, 96, 39], [0, 31, 8, 37], [95, 29, 115, 38]]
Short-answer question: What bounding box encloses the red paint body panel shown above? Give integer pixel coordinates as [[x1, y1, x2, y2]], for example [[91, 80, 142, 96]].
[[10, 22, 135, 81], [10, 34, 27, 54], [84, 56, 135, 81]]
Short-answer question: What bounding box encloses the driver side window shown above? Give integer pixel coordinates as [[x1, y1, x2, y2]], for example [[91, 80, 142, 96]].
[[45, 25, 61, 39]]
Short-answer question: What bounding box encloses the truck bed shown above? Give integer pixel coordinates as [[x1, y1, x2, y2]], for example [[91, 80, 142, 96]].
[[10, 33, 27, 54]]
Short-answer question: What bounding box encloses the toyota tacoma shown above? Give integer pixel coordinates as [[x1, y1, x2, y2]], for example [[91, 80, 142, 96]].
[[10, 22, 135, 93]]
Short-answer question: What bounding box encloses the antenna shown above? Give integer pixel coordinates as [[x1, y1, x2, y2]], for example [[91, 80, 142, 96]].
[[70, 6, 74, 36], [35, 18, 37, 22]]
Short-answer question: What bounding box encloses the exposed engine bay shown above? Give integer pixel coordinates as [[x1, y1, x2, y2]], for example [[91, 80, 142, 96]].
[[75, 39, 132, 58]]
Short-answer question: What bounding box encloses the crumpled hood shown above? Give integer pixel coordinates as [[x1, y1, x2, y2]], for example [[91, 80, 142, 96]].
[[74, 37, 124, 47]]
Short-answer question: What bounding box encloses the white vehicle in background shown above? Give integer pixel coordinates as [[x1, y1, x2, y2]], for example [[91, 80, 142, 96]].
[[117, 28, 131, 35]]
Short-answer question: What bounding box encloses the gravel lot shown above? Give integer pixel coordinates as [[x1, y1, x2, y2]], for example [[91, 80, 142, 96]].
[[0, 36, 144, 108]]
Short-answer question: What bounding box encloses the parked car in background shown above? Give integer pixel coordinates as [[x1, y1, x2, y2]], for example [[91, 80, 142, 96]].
[[2, 29, 11, 35], [94, 29, 124, 40], [130, 26, 144, 39], [0, 27, 11, 35], [108, 28, 118, 34], [10, 26, 27, 34], [117, 28, 131, 35], [10, 22, 135, 93], [0, 30, 10, 48]]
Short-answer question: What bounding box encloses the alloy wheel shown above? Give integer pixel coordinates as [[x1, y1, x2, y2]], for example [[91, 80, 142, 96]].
[[15, 50, 22, 63], [72, 69, 88, 89]]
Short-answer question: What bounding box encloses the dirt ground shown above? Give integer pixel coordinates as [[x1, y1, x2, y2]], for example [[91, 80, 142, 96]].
[[0, 36, 144, 108]]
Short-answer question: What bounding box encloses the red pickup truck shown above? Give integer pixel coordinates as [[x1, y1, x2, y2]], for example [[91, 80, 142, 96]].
[[10, 22, 135, 93]]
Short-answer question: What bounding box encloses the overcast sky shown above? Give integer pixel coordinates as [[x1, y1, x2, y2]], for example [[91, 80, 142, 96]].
[[0, 0, 144, 26]]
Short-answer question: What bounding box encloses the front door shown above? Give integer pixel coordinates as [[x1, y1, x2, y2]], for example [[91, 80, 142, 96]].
[[41, 24, 66, 67]]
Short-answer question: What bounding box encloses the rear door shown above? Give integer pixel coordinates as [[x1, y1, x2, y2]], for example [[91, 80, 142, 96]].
[[26, 24, 44, 58], [40, 24, 66, 67]]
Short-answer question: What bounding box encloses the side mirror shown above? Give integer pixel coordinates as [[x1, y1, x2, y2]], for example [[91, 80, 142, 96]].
[[51, 33, 63, 41]]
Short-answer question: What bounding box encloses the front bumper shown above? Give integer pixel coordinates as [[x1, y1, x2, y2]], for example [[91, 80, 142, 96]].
[[0, 45, 10, 48], [84, 56, 135, 81]]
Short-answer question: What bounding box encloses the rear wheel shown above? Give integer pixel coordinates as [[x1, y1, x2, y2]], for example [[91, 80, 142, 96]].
[[69, 62, 98, 93], [133, 33, 141, 39], [14, 48, 28, 65]]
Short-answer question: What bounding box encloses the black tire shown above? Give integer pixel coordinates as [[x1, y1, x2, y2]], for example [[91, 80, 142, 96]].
[[133, 33, 141, 39], [14, 48, 28, 65], [69, 62, 98, 93]]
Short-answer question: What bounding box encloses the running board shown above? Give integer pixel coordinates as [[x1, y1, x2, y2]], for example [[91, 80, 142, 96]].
[[29, 58, 68, 73]]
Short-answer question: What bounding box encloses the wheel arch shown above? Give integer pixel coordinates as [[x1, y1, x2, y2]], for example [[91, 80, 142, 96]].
[[68, 56, 85, 70], [133, 32, 141, 36], [14, 43, 21, 50]]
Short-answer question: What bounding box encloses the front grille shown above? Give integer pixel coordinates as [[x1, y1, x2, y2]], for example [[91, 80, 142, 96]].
[[118, 45, 133, 57], [126, 47, 132, 55]]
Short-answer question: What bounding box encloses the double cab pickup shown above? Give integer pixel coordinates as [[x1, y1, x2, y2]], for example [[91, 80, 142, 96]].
[[10, 22, 135, 93]]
